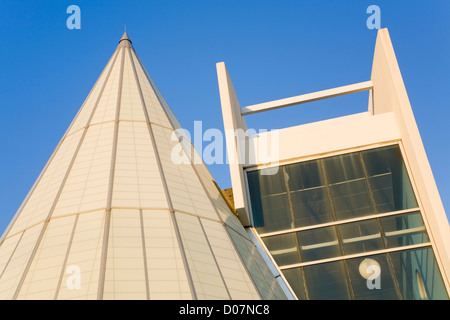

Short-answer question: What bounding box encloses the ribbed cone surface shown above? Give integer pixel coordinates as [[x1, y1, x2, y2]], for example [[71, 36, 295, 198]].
[[0, 34, 287, 300]]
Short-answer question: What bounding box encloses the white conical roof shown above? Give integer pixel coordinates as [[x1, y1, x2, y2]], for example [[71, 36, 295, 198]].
[[0, 34, 287, 300]]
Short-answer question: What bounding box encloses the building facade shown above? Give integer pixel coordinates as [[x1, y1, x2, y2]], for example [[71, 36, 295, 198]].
[[0, 27, 448, 300], [217, 28, 450, 299]]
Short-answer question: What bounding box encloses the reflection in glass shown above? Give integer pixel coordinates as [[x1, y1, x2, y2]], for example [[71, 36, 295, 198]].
[[260, 194, 292, 232], [303, 261, 351, 300], [255, 166, 286, 196], [297, 226, 340, 262], [389, 247, 448, 300], [263, 233, 300, 267], [245, 145, 448, 300], [279, 246, 447, 300], [282, 268, 308, 300], [347, 254, 400, 300], [290, 187, 333, 227], [339, 219, 383, 255], [285, 160, 333, 228], [416, 271, 429, 300], [329, 179, 374, 220], [362, 146, 417, 212], [247, 145, 420, 234], [247, 170, 292, 233], [380, 212, 428, 248], [324, 153, 365, 184], [247, 170, 264, 229], [285, 160, 325, 190], [324, 153, 375, 220]]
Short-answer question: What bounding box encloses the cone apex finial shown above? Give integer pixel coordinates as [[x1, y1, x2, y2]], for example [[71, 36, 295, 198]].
[[119, 29, 132, 46]]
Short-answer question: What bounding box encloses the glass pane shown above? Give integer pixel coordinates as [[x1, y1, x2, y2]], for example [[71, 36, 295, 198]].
[[285, 160, 325, 190], [303, 261, 351, 300], [282, 268, 308, 300], [346, 254, 400, 300], [362, 145, 418, 212], [338, 219, 384, 255], [290, 187, 333, 227], [247, 170, 264, 229], [260, 193, 292, 233], [389, 247, 449, 300], [380, 212, 429, 248], [323, 153, 365, 184], [262, 233, 300, 267], [297, 226, 340, 262], [258, 166, 287, 196], [329, 179, 374, 220], [247, 170, 292, 233], [368, 173, 396, 213], [248, 146, 420, 237]]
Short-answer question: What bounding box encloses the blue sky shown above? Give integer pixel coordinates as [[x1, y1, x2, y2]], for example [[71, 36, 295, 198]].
[[0, 0, 449, 234]]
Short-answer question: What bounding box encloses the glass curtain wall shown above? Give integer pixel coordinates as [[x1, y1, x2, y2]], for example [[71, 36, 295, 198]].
[[247, 145, 448, 300]]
